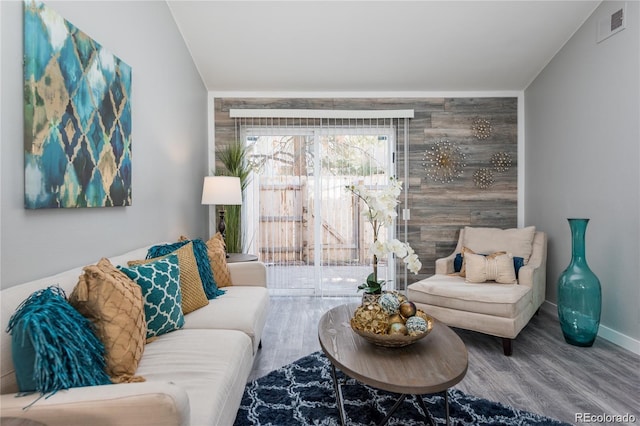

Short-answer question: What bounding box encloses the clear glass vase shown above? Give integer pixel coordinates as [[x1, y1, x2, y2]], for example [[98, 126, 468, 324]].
[[557, 218, 602, 347]]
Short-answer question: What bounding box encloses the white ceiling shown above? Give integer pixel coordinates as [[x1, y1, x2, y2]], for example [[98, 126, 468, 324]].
[[167, 1, 601, 93]]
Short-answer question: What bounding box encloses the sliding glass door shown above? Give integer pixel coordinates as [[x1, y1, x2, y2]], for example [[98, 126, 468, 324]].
[[243, 126, 395, 296]]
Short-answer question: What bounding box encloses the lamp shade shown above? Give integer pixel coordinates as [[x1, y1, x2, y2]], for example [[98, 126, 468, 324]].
[[201, 176, 242, 205]]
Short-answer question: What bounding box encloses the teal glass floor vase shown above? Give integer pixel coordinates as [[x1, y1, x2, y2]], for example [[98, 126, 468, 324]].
[[557, 218, 602, 347]]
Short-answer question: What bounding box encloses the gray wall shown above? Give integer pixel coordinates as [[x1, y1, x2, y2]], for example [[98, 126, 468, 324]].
[[1, 1, 209, 288], [525, 1, 639, 345]]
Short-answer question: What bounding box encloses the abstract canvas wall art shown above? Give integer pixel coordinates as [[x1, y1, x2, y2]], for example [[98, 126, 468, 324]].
[[24, 0, 132, 208]]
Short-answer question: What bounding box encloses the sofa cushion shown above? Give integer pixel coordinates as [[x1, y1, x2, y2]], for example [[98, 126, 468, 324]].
[[464, 252, 517, 284], [408, 275, 532, 318], [463, 226, 536, 263], [129, 242, 209, 314], [69, 258, 146, 384], [137, 329, 253, 426], [182, 286, 269, 353], [150, 239, 225, 300], [7, 286, 111, 394], [205, 233, 233, 288], [118, 254, 185, 339]]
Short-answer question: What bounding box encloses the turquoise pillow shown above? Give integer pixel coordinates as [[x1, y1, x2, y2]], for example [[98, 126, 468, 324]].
[[6, 286, 111, 394], [147, 239, 225, 300], [118, 254, 184, 339]]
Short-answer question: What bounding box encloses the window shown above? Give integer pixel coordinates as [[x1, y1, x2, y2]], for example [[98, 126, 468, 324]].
[[230, 110, 412, 296]]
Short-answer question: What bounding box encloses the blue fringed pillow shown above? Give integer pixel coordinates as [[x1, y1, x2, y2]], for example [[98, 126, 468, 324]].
[[118, 254, 184, 339], [6, 286, 111, 394], [147, 239, 225, 300]]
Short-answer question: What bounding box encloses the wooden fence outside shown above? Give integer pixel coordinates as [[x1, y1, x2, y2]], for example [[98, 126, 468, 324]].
[[256, 175, 388, 266]]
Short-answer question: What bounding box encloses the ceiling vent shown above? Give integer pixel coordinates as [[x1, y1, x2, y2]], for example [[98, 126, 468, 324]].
[[597, 3, 626, 43]]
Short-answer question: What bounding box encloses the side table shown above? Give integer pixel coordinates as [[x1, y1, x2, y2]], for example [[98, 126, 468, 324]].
[[226, 253, 258, 263]]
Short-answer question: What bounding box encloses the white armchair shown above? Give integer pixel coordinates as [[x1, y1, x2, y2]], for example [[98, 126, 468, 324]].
[[407, 226, 547, 356]]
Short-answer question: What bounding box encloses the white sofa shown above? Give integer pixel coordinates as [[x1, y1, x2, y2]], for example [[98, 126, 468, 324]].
[[0, 244, 270, 426], [408, 227, 547, 356]]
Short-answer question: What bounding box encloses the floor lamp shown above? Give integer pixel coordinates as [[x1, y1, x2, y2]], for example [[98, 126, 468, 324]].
[[201, 176, 242, 254]]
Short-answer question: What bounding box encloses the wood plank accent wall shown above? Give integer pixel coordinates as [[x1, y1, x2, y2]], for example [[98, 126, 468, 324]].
[[214, 97, 518, 288]]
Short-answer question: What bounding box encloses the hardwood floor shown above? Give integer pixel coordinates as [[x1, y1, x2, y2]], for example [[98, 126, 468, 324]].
[[249, 296, 639, 425]]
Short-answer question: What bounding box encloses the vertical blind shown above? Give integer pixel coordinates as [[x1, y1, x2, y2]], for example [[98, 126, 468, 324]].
[[229, 109, 413, 295]]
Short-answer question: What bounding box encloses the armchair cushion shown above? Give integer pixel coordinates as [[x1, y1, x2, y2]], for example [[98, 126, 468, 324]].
[[463, 226, 536, 263], [409, 275, 531, 318]]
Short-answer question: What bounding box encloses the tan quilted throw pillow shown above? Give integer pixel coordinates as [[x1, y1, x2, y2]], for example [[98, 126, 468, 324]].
[[458, 246, 476, 277], [206, 233, 233, 287], [128, 242, 209, 314], [69, 258, 146, 384], [464, 252, 517, 284], [459, 247, 506, 277]]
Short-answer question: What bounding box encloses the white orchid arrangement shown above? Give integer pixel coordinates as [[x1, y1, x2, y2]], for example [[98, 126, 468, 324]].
[[345, 177, 422, 294]]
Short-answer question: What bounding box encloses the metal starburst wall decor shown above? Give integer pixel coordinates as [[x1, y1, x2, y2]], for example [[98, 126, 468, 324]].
[[472, 118, 492, 140], [422, 140, 467, 184], [473, 168, 495, 189], [491, 152, 512, 172]]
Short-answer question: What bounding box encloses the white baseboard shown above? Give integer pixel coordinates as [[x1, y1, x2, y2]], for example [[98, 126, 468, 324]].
[[542, 301, 640, 355]]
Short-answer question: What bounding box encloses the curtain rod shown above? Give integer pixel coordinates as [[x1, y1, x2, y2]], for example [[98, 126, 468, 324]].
[[229, 109, 415, 119]]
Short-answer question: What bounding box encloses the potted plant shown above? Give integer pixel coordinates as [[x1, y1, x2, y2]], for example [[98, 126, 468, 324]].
[[215, 141, 252, 254], [345, 178, 421, 296]]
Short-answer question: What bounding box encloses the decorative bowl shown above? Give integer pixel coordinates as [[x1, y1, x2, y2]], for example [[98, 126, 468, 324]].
[[350, 308, 434, 348]]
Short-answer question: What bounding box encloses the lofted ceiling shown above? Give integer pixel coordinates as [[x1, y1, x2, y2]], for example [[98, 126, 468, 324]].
[[167, 1, 601, 93]]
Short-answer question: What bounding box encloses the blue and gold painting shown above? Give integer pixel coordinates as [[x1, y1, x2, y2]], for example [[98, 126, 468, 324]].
[[23, 0, 132, 208]]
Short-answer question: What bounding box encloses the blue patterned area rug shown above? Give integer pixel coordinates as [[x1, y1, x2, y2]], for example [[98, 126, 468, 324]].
[[234, 351, 571, 426]]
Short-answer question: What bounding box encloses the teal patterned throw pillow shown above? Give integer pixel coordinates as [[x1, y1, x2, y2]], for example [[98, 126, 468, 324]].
[[147, 239, 225, 300], [118, 254, 184, 339]]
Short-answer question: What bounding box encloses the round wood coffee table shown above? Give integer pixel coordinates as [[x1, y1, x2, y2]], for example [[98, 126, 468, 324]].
[[318, 303, 468, 426]]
